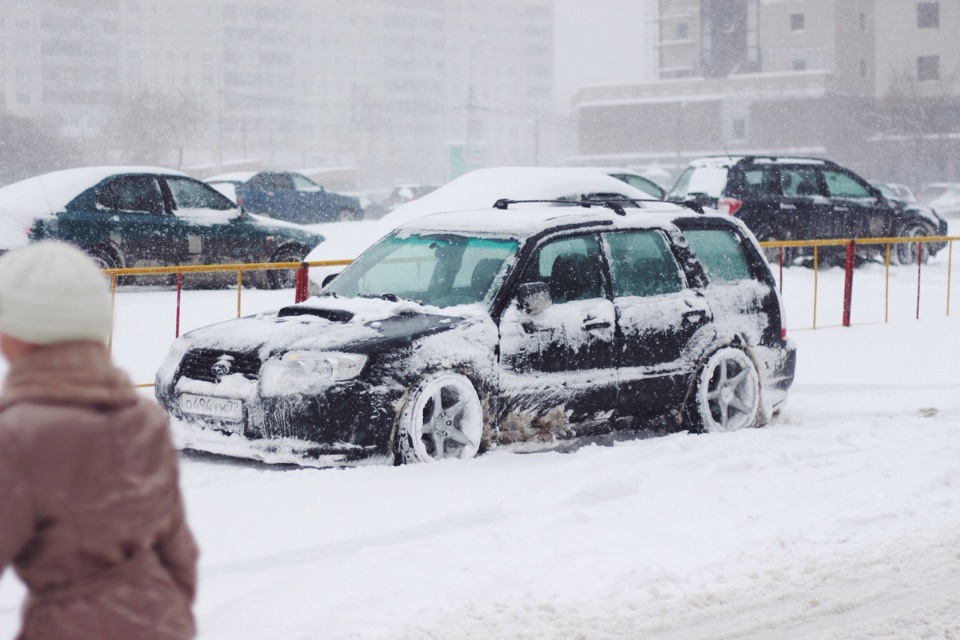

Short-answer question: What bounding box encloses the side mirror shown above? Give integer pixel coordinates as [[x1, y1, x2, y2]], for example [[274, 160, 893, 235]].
[[516, 281, 551, 315], [321, 272, 340, 288]]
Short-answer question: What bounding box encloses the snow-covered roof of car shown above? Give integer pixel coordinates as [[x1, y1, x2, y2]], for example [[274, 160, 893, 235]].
[[398, 204, 695, 238], [378, 167, 659, 228], [0, 165, 188, 221], [687, 156, 828, 168], [205, 171, 257, 183]]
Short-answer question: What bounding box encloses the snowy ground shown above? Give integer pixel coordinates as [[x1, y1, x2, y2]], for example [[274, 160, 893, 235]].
[[2, 242, 959, 638]]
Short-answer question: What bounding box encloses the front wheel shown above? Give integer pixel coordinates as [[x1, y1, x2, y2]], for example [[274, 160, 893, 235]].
[[396, 372, 484, 464], [689, 347, 760, 433], [266, 245, 306, 289], [894, 223, 930, 265]]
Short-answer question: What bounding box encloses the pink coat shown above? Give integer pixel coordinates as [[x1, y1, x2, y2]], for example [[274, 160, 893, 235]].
[[0, 341, 198, 639]]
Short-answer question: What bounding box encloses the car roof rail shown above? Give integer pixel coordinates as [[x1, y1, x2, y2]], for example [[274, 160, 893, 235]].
[[492, 195, 667, 217]]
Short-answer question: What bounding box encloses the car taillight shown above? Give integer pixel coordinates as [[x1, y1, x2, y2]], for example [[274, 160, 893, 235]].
[[781, 327, 787, 340], [236, 196, 244, 206], [718, 196, 742, 215]]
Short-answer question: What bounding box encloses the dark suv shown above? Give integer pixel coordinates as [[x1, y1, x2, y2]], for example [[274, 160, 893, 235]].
[[156, 200, 796, 467], [668, 156, 947, 264]]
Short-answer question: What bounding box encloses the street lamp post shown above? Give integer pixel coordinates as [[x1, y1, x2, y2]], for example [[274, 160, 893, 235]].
[[465, 37, 487, 172]]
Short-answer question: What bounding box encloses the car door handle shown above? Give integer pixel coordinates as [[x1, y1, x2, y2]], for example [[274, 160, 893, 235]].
[[583, 319, 611, 331], [780, 203, 796, 210], [835, 206, 849, 211]]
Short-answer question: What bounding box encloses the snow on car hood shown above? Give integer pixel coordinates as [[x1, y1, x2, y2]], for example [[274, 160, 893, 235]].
[[172, 295, 471, 361]]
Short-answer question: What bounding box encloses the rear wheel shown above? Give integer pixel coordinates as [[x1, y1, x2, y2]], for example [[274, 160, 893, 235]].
[[396, 372, 483, 464], [894, 223, 930, 265], [88, 246, 121, 271], [266, 245, 306, 289], [689, 347, 760, 433]]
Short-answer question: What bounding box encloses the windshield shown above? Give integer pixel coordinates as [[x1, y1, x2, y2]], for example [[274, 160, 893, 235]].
[[325, 233, 519, 308]]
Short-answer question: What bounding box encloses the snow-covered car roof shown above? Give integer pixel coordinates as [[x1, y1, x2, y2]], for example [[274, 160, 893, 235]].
[[379, 166, 658, 229], [205, 171, 258, 184], [687, 156, 828, 168], [0, 165, 188, 221], [400, 204, 691, 239]]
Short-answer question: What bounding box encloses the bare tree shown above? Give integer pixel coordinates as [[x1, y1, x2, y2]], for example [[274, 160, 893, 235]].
[[108, 90, 207, 167]]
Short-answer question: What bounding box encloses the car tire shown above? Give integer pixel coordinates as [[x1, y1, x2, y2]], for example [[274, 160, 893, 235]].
[[266, 244, 306, 289], [396, 372, 484, 464], [689, 347, 761, 433], [88, 245, 121, 271], [894, 222, 930, 266]]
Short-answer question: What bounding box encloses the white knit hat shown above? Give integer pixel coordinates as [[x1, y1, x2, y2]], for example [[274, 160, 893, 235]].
[[0, 241, 113, 344]]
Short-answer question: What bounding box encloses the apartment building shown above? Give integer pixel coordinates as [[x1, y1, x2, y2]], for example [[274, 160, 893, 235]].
[[573, 0, 960, 187], [0, 0, 554, 186]]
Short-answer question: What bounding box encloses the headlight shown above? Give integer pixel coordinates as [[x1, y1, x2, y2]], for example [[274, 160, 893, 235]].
[[280, 351, 367, 381], [260, 351, 367, 396]]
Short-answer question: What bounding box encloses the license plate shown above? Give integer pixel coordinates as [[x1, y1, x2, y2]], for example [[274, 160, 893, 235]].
[[180, 394, 243, 423]]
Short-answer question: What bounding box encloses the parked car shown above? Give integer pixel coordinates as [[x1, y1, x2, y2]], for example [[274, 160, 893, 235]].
[[0, 166, 324, 288], [668, 156, 947, 265], [364, 183, 441, 219], [927, 184, 960, 218], [577, 166, 666, 199], [918, 182, 960, 204], [304, 166, 667, 290], [872, 181, 916, 203], [206, 170, 363, 223], [156, 200, 796, 467]]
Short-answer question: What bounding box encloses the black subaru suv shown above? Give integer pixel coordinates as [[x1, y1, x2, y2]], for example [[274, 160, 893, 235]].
[[156, 201, 796, 467], [668, 156, 947, 264]]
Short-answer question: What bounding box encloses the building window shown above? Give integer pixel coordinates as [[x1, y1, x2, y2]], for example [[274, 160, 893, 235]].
[[917, 55, 940, 80], [790, 13, 805, 31], [860, 60, 867, 77], [732, 118, 747, 140], [917, 2, 939, 28], [675, 22, 689, 39], [859, 13, 866, 31], [792, 59, 807, 71]]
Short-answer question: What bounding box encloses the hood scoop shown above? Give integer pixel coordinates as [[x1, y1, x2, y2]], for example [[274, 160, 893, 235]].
[[278, 306, 355, 323]]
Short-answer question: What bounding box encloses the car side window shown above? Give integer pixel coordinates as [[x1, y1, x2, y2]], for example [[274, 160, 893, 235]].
[[604, 230, 685, 297], [166, 177, 235, 212], [521, 234, 603, 303], [290, 174, 321, 191], [741, 167, 777, 196], [681, 229, 752, 283], [822, 170, 871, 198], [780, 167, 820, 196], [95, 176, 165, 214]]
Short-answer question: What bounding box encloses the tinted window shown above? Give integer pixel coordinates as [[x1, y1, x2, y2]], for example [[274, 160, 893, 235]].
[[740, 167, 777, 196], [605, 230, 684, 297], [822, 170, 871, 198], [615, 174, 663, 198], [683, 229, 752, 282], [96, 176, 165, 214], [166, 177, 235, 211], [290, 174, 321, 191], [780, 167, 820, 196], [522, 234, 603, 303]]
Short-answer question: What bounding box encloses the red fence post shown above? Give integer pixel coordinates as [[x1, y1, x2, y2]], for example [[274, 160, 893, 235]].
[[916, 241, 923, 320], [842, 239, 855, 327], [294, 262, 309, 303], [175, 272, 183, 338]]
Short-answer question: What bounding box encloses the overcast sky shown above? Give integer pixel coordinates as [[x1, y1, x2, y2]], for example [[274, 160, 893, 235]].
[[553, 0, 655, 115]]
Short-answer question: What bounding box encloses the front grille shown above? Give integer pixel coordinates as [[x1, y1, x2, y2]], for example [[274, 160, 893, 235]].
[[177, 348, 261, 383]]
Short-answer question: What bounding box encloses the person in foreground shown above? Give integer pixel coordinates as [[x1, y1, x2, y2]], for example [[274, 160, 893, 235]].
[[0, 241, 198, 639]]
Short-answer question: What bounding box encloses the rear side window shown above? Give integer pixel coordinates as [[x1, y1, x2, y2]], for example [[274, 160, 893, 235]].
[[604, 230, 685, 297], [669, 166, 728, 199], [683, 229, 752, 283], [96, 176, 165, 214], [822, 170, 871, 198], [780, 167, 820, 196], [739, 167, 778, 196]]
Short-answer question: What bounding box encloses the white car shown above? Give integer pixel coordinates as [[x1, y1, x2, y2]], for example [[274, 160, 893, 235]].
[[304, 166, 682, 289], [928, 185, 960, 217], [0, 209, 29, 255]]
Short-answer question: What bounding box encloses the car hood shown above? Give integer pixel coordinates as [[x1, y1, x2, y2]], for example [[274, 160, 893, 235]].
[[177, 295, 471, 360]]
